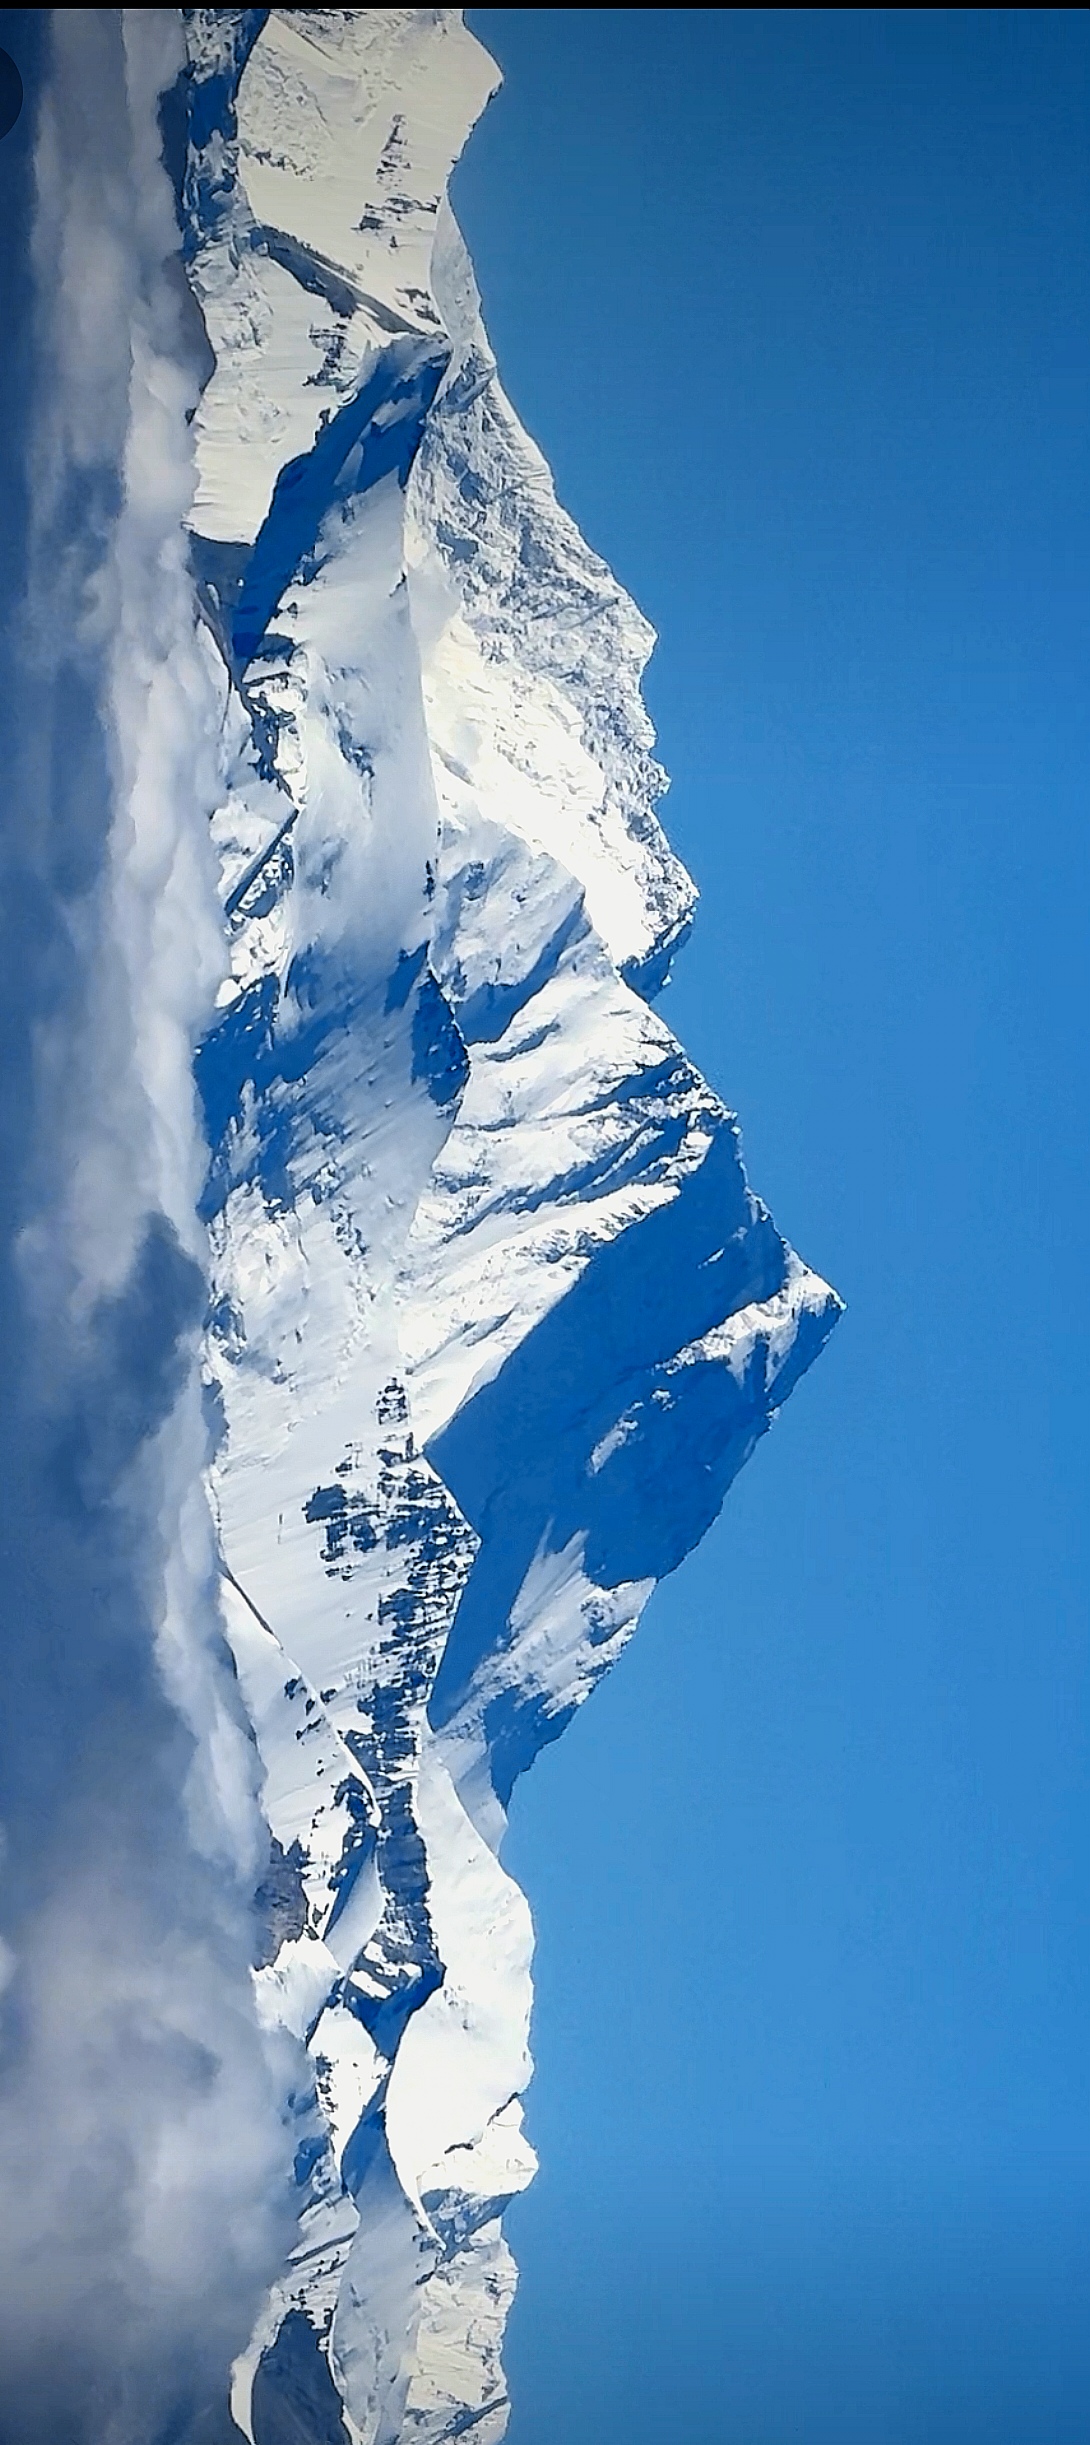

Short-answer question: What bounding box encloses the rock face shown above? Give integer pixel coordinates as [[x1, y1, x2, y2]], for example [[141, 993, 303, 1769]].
[[172, 11, 840, 2438]]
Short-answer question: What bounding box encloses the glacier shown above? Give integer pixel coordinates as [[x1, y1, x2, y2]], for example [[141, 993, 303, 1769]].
[[4, 9, 839, 2440]]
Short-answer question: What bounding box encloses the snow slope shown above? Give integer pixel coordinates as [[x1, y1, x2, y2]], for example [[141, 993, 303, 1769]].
[[171, 11, 841, 2437]]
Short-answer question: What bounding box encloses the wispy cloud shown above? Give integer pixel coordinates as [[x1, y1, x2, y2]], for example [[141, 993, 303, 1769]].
[[0, 13, 294, 2436]]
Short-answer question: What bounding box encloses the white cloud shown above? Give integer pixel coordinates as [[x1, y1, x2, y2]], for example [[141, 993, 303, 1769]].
[[0, 14, 297, 2436]]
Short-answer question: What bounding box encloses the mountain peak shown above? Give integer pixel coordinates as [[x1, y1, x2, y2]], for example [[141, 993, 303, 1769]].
[[172, 12, 841, 2436]]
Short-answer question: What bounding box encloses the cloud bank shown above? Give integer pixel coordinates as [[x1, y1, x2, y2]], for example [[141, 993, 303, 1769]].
[[0, 12, 295, 2437]]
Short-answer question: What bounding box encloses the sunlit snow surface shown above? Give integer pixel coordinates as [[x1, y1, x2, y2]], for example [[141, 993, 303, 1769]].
[[174, 11, 841, 2437]]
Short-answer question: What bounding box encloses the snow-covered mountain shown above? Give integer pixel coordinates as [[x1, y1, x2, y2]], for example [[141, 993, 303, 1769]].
[[169, 11, 841, 2437]]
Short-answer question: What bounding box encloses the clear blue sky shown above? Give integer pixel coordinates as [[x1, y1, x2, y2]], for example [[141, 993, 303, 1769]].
[[455, 12, 1090, 2442]]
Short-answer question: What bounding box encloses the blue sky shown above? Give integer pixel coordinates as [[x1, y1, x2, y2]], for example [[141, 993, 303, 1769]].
[[455, 11, 1090, 2441]]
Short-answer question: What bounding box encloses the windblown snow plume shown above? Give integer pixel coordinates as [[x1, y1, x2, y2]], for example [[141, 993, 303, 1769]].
[[0, 10, 840, 2441]]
